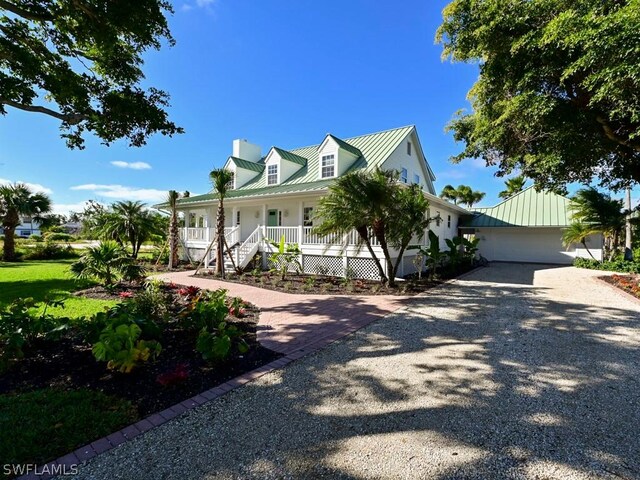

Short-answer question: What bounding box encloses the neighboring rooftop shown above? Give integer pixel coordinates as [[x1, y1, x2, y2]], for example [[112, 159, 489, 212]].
[[462, 186, 573, 228]]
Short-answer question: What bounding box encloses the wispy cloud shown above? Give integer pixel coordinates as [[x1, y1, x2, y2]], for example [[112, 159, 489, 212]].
[[70, 184, 167, 202], [436, 169, 467, 180], [0, 177, 53, 194], [181, 0, 216, 13], [51, 201, 97, 216], [110, 161, 152, 170]]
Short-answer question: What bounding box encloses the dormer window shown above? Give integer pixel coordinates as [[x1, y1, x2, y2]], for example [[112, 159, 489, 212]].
[[267, 164, 278, 185], [227, 172, 235, 190], [401, 168, 408, 184], [321, 154, 335, 178]]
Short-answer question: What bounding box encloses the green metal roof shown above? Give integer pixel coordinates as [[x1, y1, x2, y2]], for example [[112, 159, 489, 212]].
[[325, 134, 363, 157], [173, 125, 415, 206], [462, 186, 573, 228], [272, 147, 307, 166], [229, 156, 265, 173]]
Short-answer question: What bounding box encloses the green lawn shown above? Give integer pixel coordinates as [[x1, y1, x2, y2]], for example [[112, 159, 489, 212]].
[[0, 260, 117, 318]]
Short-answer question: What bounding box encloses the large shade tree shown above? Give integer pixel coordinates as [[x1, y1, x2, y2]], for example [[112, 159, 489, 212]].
[[0, 0, 183, 149], [0, 183, 51, 261], [437, 1, 640, 191], [209, 168, 234, 277]]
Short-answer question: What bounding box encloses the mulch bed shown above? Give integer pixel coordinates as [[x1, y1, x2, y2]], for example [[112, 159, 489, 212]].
[[1, 286, 281, 417], [193, 265, 475, 296], [601, 274, 640, 299]]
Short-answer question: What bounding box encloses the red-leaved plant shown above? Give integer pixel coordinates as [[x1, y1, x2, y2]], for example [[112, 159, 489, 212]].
[[156, 363, 189, 386]]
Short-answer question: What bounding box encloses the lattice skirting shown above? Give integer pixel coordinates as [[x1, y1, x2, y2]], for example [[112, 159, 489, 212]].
[[302, 255, 344, 277], [346, 257, 382, 280], [263, 254, 394, 280]]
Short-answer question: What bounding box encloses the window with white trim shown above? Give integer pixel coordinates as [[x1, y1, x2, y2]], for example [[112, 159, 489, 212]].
[[236, 210, 241, 226], [267, 164, 278, 185], [321, 154, 335, 178], [447, 215, 451, 228], [407, 141, 412, 156], [303, 207, 314, 227], [414, 173, 420, 185], [400, 168, 408, 183]]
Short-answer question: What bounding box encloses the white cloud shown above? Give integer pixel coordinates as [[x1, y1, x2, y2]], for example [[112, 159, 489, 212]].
[[181, 0, 216, 12], [436, 169, 467, 180], [70, 184, 167, 202], [0, 177, 53, 194], [51, 201, 97, 216], [110, 161, 152, 170]]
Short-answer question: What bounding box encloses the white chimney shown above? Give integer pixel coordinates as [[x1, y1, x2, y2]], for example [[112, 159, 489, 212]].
[[232, 139, 261, 162]]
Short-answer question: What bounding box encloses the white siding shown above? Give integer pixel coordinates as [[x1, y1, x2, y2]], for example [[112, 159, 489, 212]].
[[381, 130, 435, 194]]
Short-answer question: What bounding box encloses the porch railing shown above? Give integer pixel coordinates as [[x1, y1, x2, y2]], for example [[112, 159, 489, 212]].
[[302, 227, 381, 246], [265, 226, 300, 245], [182, 226, 239, 244]]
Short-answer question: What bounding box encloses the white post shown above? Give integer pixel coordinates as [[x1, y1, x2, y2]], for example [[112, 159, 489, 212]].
[[298, 225, 303, 245]]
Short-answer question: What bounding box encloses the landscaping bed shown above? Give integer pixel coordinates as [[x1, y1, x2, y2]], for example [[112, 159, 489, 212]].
[[601, 274, 640, 299], [194, 263, 477, 296], [0, 282, 280, 472]]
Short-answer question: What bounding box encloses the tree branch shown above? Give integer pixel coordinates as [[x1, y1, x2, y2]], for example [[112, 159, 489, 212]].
[[0, 98, 87, 125], [595, 115, 640, 153], [0, 0, 54, 21]]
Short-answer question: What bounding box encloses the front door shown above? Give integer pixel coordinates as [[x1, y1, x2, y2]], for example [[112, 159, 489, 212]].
[[267, 209, 279, 227]]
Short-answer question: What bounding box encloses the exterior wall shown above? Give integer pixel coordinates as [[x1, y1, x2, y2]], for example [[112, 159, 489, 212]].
[[475, 227, 604, 264], [427, 204, 460, 250], [382, 130, 435, 194]]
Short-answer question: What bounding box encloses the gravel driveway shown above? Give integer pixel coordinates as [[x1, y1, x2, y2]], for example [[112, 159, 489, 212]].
[[70, 264, 640, 480]]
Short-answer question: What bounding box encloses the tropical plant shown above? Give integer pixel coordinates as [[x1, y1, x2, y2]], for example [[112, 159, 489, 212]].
[[92, 322, 161, 373], [268, 235, 302, 281], [408, 230, 445, 280], [97, 201, 161, 258], [167, 190, 180, 269], [209, 168, 235, 277], [570, 188, 625, 260], [0, 0, 183, 149], [70, 241, 146, 289], [437, 1, 640, 190], [439, 184, 485, 208], [499, 176, 527, 200], [0, 183, 52, 261], [195, 321, 248, 361], [562, 222, 600, 261], [314, 168, 430, 286], [182, 289, 230, 332]]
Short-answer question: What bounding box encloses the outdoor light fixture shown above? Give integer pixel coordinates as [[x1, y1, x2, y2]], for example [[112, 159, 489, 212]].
[[428, 213, 443, 227], [255, 211, 260, 218], [283, 209, 289, 217]]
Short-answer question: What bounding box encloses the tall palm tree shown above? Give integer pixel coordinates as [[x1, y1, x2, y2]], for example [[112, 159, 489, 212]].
[[167, 190, 180, 269], [0, 183, 51, 261], [499, 175, 527, 199], [209, 168, 234, 276], [562, 222, 599, 261], [440, 184, 458, 204], [570, 188, 625, 259]]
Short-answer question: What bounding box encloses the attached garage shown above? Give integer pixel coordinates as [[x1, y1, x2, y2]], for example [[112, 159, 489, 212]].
[[462, 187, 603, 264]]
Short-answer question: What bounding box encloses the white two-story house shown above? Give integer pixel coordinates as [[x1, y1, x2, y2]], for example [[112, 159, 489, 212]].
[[169, 125, 469, 279]]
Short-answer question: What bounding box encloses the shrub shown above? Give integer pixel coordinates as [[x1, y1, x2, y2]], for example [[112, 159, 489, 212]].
[[43, 232, 74, 242], [573, 257, 640, 274], [196, 321, 248, 361], [71, 241, 146, 288], [92, 321, 161, 373], [0, 298, 68, 371], [29, 234, 43, 242], [268, 235, 302, 281], [23, 242, 78, 260], [128, 280, 170, 321]]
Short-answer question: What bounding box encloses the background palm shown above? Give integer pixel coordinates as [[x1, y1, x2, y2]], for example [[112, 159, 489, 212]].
[[499, 175, 527, 199], [209, 168, 234, 276]]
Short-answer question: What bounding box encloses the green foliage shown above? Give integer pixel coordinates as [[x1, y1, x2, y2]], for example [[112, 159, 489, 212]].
[[22, 242, 78, 260], [0, 0, 183, 149], [209, 168, 235, 276], [574, 257, 640, 274], [29, 234, 42, 242], [128, 280, 170, 322], [43, 232, 74, 242], [499, 176, 527, 200], [437, 1, 640, 190], [439, 184, 485, 207], [71, 241, 146, 288], [0, 182, 52, 261], [181, 289, 229, 331], [92, 321, 161, 373], [0, 388, 137, 467], [0, 298, 68, 371], [196, 321, 248, 361], [562, 222, 600, 261], [268, 235, 302, 281], [409, 230, 445, 280]]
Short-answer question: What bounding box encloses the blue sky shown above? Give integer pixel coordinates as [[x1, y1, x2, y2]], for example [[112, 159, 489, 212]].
[[0, 0, 636, 214]]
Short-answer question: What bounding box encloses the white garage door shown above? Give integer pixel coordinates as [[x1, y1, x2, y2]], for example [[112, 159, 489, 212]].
[[477, 228, 575, 264]]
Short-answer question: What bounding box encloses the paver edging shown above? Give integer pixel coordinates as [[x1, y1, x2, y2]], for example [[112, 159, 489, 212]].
[[593, 274, 640, 306]]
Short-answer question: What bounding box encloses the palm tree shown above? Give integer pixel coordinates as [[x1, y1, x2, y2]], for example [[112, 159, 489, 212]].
[[167, 190, 180, 269], [570, 188, 625, 260], [209, 168, 234, 277], [99, 201, 158, 258], [71, 240, 145, 288], [440, 184, 458, 204], [0, 183, 52, 261], [499, 175, 527, 199], [562, 222, 599, 261]]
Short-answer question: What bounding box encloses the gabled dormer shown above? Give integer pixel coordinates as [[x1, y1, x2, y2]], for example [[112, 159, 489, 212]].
[[317, 134, 362, 179], [224, 156, 264, 189], [263, 146, 307, 185]]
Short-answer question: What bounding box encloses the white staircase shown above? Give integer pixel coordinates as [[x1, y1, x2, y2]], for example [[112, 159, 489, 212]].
[[206, 225, 262, 272]]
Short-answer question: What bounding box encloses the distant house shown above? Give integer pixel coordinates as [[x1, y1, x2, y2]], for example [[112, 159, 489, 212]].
[[164, 126, 467, 279], [461, 187, 603, 263], [0, 216, 41, 237]]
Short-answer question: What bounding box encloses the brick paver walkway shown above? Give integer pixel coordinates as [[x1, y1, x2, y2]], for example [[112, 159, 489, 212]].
[[154, 271, 409, 355]]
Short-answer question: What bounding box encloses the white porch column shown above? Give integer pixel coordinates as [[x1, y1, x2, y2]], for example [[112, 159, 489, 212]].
[[232, 206, 238, 227], [262, 204, 267, 225]]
